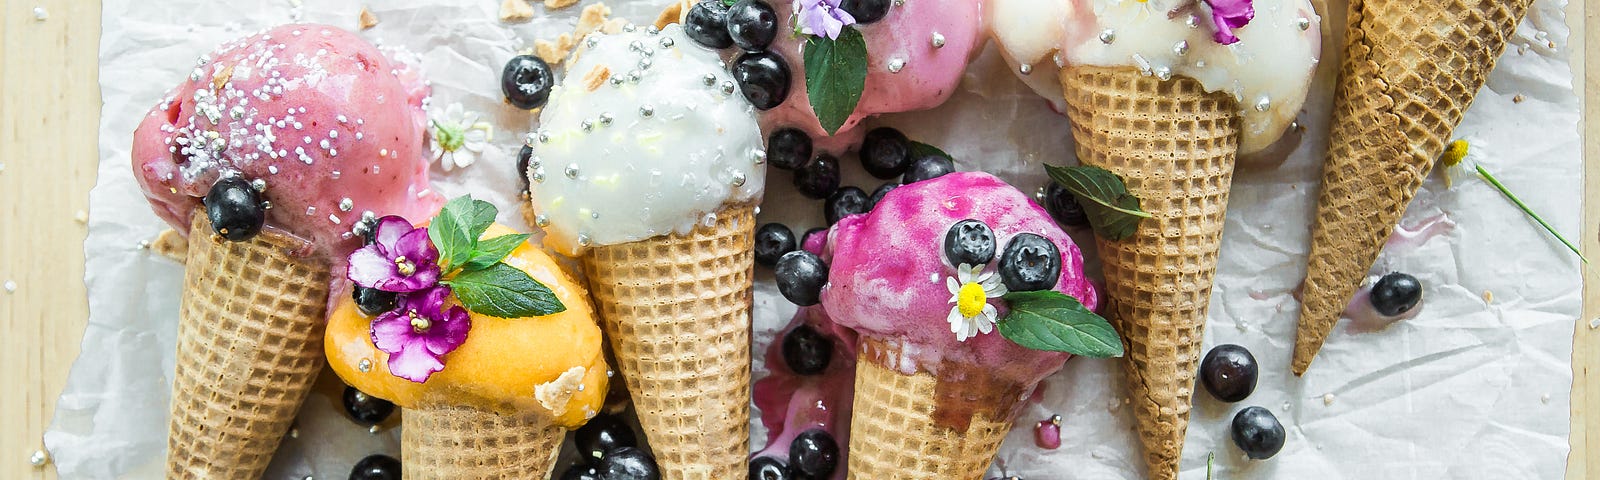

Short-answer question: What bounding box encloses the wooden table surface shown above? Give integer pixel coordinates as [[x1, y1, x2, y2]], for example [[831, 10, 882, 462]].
[[0, 0, 1593, 478]]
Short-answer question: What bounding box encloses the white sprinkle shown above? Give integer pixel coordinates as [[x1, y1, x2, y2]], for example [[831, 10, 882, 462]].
[[303, 136, 312, 144], [329, 214, 341, 224], [320, 139, 331, 149], [368, 425, 381, 434], [268, 165, 280, 174], [930, 32, 945, 48], [306, 206, 316, 215], [379, 148, 389, 157], [74, 210, 88, 224], [1589, 317, 1599, 329], [32, 7, 48, 20], [1322, 394, 1335, 406], [1541, 393, 1551, 404], [29, 450, 49, 467], [887, 58, 906, 73], [3, 280, 16, 293], [337, 115, 348, 123], [329, 130, 338, 139], [331, 170, 341, 179], [355, 132, 363, 140], [339, 198, 353, 211]]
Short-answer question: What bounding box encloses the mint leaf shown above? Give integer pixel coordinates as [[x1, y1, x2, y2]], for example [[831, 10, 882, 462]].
[[908, 141, 953, 162], [429, 195, 499, 269], [461, 233, 531, 272], [445, 263, 565, 318], [804, 27, 867, 135], [998, 290, 1123, 358], [1043, 164, 1152, 241]]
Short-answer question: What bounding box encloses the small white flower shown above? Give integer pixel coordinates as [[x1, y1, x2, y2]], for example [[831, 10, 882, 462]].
[[428, 102, 492, 172], [945, 263, 1008, 342]]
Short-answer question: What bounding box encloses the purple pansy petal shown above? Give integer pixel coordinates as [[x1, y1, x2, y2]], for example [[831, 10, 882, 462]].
[[386, 344, 446, 383], [370, 310, 417, 353], [423, 306, 471, 356], [395, 228, 441, 265], [347, 247, 399, 289], [372, 216, 413, 249], [1205, 0, 1254, 45], [373, 268, 439, 293], [797, 0, 855, 40]]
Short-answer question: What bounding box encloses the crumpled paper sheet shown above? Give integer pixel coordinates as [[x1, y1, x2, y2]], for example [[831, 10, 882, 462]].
[[47, 0, 1581, 478]]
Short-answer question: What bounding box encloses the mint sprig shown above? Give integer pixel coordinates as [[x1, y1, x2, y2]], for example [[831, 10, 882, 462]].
[[803, 26, 867, 135], [997, 290, 1124, 358], [1043, 164, 1152, 241], [429, 195, 565, 318]]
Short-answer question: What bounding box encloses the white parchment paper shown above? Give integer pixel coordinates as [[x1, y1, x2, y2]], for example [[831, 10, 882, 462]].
[[47, 0, 1582, 478]]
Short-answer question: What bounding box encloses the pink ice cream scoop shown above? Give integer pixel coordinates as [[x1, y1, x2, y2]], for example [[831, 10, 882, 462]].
[[132, 24, 440, 260], [819, 172, 1097, 388], [761, 0, 987, 152]]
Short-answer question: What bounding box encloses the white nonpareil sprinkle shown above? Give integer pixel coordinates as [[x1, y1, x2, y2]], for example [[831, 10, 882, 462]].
[[33, 7, 48, 20], [3, 280, 16, 293], [1322, 394, 1335, 406], [29, 450, 49, 467]]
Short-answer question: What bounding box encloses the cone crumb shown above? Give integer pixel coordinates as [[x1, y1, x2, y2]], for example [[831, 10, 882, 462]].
[[500, 0, 535, 23], [358, 7, 379, 29], [545, 0, 579, 9]]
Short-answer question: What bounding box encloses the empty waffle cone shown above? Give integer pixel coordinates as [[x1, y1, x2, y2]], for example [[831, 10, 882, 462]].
[[401, 405, 565, 479], [846, 338, 1024, 480], [581, 204, 755, 479], [1059, 65, 1241, 480], [167, 212, 331, 479], [1293, 0, 1532, 376]]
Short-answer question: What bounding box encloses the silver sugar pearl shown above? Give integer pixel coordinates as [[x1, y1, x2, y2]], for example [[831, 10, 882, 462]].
[[361, 210, 377, 223], [586, 36, 600, 48], [623, 23, 637, 32], [660, 37, 675, 48], [647, 25, 660, 34], [29, 450, 49, 467], [730, 171, 747, 187], [524, 133, 537, 147], [531, 167, 546, 183], [887, 58, 906, 73], [565, 163, 580, 179], [535, 214, 550, 227], [581, 120, 594, 132], [1099, 29, 1116, 44], [250, 179, 267, 192], [536, 130, 551, 143], [639, 105, 655, 118], [639, 58, 653, 70], [338, 198, 353, 212], [720, 81, 737, 96], [1034, 186, 1048, 202], [628, 40, 644, 52], [1173, 40, 1189, 56], [368, 425, 381, 434], [627, 70, 642, 83], [1297, 17, 1312, 31], [1186, 15, 1200, 28], [752, 149, 767, 165], [1154, 67, 1173, 81], [577, 233, 592, 246], [702, 73, 717, 86], [930, 32, 945, 48], [1019, 63, 1033, 75], [598, 113, 614, 126], [590, 211, 600, 219], [610, 76, 625, 86], [1255, 96, 1272, 112], [358, 358, 373, 372]]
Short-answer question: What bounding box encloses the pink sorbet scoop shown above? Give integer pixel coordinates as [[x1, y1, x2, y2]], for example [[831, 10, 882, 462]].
[[132, 24, 440, 261], [761, 0, 986, 150], [820, 171, 1098, 387]]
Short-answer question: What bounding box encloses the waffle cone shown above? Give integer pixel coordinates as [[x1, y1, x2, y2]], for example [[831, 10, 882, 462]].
[[846, 338, 1023, 480], [167, 212, 331, 479], [581, 205, 755, 479], [1059, 65, 1240, 480], [1294, 0, 1532, 375], [400, 405, 565, 479]]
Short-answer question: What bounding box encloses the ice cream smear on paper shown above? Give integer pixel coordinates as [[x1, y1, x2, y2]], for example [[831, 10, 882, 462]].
[[131, 24, 441, 260], [988, 0, 1322, 153], [525, 24, 766, 256]]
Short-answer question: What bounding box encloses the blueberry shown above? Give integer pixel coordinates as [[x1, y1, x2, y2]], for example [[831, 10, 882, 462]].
[[684, 1, 734, 49], [733, 51, 791, 110], [559, 464, 605, 480], [348, 454, 400, 480], [749, 456, 792, 480], [901, 155, 954, 184], [599, 446, 660, 480], [775, 251, 828, 306], [726, 0, 779, 51], [998, 233, 1061, 292], [859, 127, 911, 179], [793, 154, 841, 200], [788, 429, 839, 478], [840, 0, 892, 23], [767, 128, 812, 171], [942, 219, 997, 267], [755, 223, 799, 267], [782, 324, 833, 375], [1200, 344, 1258, 403], [866, 184, 899, 212], [517, 143, 535, 194], [825, 186, 870, 225], [341, 386, 395, 426], [1231, 406, 1286, 460], [501, 55, 555, 110], [1370, 272, 1422, 317], [1043, 182, 1089, 228], [574, 413, 638, 462], [352, 286, 398, 317], [204, 177, 266, 241]]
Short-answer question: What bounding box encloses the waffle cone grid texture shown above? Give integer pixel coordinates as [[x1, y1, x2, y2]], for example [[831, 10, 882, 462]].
[[400, 404, 564, 479]]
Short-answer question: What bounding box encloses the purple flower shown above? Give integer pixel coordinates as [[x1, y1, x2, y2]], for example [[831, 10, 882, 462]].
[[370, 286, 471, 383], [348, 216, 441, 293], [1205, 0, 1254, 45], [794, 0, 856, 40]]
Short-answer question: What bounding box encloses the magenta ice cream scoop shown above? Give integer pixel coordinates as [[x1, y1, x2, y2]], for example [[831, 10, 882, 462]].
[[132, 24, 440, 260], [760, 0, 987, 151], [820, 172, 1097, 388]]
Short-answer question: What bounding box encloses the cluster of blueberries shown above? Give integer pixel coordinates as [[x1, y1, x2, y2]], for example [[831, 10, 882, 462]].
[[748, 324, 842, 480], [558, 414, 661, 480], [341, 386, 400, 479]]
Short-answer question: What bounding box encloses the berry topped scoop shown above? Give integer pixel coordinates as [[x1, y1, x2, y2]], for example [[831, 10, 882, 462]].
[[821, 172, 1097, 376], [131, 24, 441, 259]]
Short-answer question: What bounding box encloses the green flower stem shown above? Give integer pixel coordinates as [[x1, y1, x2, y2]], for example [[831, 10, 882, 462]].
[[1207, 452, 1214, 480], [1475, 164, 1587, 263]]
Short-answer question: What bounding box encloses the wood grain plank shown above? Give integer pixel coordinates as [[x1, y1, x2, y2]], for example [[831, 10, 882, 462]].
[[1572, 0, 1596, 477], [1, 1, 99, 479]]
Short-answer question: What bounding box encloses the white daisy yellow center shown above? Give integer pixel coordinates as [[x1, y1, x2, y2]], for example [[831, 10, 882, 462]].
[[958, 282, 987, 318]]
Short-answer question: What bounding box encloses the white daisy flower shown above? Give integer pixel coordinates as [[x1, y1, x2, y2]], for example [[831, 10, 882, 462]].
[[429, 102, 492, 171], [945, 263, 1008, 342]]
